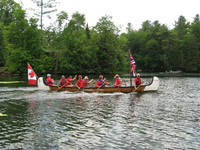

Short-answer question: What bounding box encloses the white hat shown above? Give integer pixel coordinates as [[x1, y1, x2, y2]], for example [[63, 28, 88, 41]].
[[84, 76, 89, 80], [47, 74, 51, 77]]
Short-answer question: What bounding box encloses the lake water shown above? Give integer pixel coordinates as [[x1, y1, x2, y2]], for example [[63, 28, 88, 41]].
[[0, 75, 200, 149]]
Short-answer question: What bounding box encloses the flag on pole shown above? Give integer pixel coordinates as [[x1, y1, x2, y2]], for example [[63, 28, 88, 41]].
[[27, 63, 37, 85], [130, 55, 136, 76]]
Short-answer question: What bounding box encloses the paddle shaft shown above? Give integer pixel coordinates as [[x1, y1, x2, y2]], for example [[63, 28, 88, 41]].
[[134, 84, 142, 92], [95, 83, 105, 92], [57, 83, 68, 91]]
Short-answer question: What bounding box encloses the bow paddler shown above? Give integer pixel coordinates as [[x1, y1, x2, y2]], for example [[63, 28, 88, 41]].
[[134, 73, 143, 87]]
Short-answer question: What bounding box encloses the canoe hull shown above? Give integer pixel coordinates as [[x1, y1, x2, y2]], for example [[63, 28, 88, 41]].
[[49, 86, 146, 93], [37, 76, 159, 93]]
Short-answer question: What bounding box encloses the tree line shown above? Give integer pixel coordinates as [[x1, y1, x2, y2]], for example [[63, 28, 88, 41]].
[[0, 0, 200, 75]]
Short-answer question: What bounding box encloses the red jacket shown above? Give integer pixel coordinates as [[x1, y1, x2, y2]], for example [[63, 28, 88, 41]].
[[114, 79, 121, 87], [60, 78, 68, 86], [66, 78, 71, 85], [47, 77, 53, 86], [82, 80, 89, 87], [95, 79, 105, 87], [134, 77, 141, 87]]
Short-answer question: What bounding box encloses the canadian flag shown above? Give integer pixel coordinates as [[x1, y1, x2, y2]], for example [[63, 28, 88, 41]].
[[27, 63, 37, 85]]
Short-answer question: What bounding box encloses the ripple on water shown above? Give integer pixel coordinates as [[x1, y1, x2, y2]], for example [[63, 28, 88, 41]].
[[0, 77, 200, 149]]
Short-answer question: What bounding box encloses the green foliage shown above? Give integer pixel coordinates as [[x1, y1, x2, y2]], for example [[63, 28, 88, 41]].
[[0, 0, 200, 75], [0, 23, 5, 67]]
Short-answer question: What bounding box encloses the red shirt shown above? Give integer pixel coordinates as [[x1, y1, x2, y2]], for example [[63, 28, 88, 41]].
[[114, 78, 121, 87], [76, 79, 84, 87], [66, 78, 71, 85], [134, 77, 141, 87], [47, 77, 53, 86], [82, 80, 89, 87]]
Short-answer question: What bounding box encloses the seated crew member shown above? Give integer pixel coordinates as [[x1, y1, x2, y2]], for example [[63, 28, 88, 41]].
[[76, 75, 84, 88], [46, 74, 54, 86], [134, 73, 143, 87], [95, 75, 109, 88], [66, 75, 77, 87], [82, 76, 93, 87], [114, 74, 122, 87], [57, 75, 68, 88]]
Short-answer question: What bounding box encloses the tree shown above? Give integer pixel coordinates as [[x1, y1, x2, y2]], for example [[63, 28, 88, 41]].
[[31, 0, 58, 45], [126, 22, 133, 33], [175, 15, 189, 40], [0, 0, 16, 26], [0, 23, 5, 66], [93, 15, 120, 73]]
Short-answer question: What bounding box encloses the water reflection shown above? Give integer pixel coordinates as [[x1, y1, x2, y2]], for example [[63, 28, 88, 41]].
[[0, 77, 200, 149]]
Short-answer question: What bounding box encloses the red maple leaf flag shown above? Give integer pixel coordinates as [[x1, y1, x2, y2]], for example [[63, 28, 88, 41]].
[[27, 63, 37, 85]]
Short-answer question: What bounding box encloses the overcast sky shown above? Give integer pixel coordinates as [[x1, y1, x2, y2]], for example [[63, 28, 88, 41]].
[[15, 0, 200, 32]]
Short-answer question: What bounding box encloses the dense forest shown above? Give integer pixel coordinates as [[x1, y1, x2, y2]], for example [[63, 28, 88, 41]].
[[0, 0, 200, 75]]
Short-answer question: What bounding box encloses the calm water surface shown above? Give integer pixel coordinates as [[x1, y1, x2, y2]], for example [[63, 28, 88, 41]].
[[0, 75, 199, 149]]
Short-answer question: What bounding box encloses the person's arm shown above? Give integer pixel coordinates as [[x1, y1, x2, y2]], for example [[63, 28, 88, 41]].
[[50, 78, 54, 84], [70, 75, 77, 81], [88, 79, 93, 84]]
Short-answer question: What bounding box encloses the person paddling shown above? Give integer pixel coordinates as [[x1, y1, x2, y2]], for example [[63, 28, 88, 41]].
[[66, 75, 77, 87], [95, 75, 109, 88], [76, 75, 84, 89], [57, 75, 68, 88], [46, 74, 54, 86], [114, 74, 122, 87], [82, 76, 93, 87], [134, 73, 143, 87]]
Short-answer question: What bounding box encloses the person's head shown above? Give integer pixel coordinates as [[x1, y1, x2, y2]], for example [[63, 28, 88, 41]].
[[61, 75, 65, 79], [69, 76, 72, 79], [78, 75, 82, 79], [137, 73, 140, 78], [47, 74, 51, 78], [99, 75, 103, 79], [114, 74, 119, 79], [84, 76, 89, 80]]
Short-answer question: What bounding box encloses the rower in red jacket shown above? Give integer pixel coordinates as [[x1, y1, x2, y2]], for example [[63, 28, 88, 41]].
[[134, 74, 143, 87], [46, 74, 54, 86], [57, 75, 68, 88], [114, 74, 122, 87]]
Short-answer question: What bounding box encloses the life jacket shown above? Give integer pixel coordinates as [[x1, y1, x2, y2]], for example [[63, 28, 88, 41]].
[[97, 79, 105, 87], [82, 79, 88, 87], [60, 79, 67, 86], [47, 77, 53, 86], [114, 79, 121, 87], [136, 78, 141, 87], [66, 78, 71, 85]]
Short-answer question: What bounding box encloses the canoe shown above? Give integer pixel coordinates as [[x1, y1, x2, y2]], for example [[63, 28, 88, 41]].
[[37, 76, 159, 93]]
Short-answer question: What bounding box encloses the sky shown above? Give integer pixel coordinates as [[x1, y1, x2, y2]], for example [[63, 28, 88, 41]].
[[15, 0, 200, 32]]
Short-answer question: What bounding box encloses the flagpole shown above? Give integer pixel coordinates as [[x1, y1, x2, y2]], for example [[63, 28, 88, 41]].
[[128, 49, 132, 87]]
